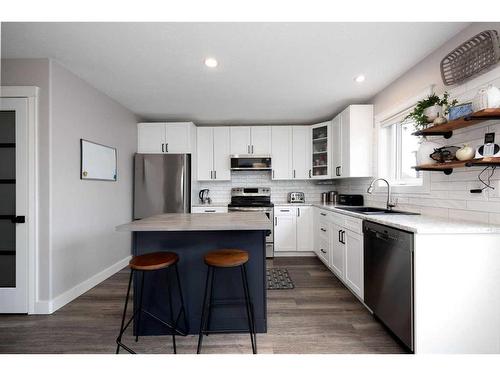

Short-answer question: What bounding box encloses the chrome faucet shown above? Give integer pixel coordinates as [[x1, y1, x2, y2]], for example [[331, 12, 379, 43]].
[[367, 178, 396, 211]]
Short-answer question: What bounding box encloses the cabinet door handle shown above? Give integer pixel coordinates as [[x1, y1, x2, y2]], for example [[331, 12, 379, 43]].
[[162, 143, 164, 153], [272, 170, 275, 179], [320, 227, 326, 232], [214, 170, 217, 179], [320, 213, 326, 217], [251, 145, 254, 154], [210, 170, 213, 179], [342, 230, 346, 244], [248, 145, 250, 154], [205, 210, 216, 213], [280, 209, 290, 212], [297, 207, 300, 217], [293, 169, 296, 178], [320, 249, 326, 254], [309, 169, 311, 178], [275, 217, 277, 226], [338, 229, 342, 243], [165, 143, 169, 153]]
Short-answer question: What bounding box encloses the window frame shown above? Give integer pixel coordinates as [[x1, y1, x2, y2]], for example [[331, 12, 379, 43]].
[[374, 87, 433, 195]]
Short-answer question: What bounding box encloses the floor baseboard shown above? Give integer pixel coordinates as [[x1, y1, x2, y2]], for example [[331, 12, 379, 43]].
[[41, 256, 131, 314]]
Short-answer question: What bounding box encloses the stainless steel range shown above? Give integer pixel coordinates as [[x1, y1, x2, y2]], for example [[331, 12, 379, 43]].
[[228, 187, 274, 258]]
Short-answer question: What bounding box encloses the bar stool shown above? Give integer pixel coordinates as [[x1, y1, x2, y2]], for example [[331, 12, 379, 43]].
[[116, 252, 188, 354], [197, 249, 257, 354]]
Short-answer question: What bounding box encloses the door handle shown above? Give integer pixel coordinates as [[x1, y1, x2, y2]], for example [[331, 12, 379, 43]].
[[274, 217, 277, 226], [320, 213, 326, 216], [320, 227, 326, 232], [248, 145, 250, 153], [309, 169, 311, 178], [337, 166, 341, 176], [320, 249, 326, 254], [280, 209, 290, 212], [162, 143, 164, 153], [293, 169, 296, 178], [210, 170, 213, 179], [12, 216, 25, 224], [272, 170, 275, 179], [166, 143, 169, 152], [297, 207, 300, 217], [341, 230, 345, 244], [338, 229, 342, 243], [251, 145, 254, 154], [214, 170, 217, 179], [204, 210, 216, 213]]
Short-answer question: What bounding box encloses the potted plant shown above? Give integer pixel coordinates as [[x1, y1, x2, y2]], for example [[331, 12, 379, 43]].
[[405, 92, 457, 165], [405, 92, 458, 131]]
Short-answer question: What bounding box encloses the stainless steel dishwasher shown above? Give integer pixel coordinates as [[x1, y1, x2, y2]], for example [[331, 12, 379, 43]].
[[363, 221, 414, 351]]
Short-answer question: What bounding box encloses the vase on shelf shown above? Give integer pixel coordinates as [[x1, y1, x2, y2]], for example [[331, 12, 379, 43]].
[[416, 138, 441, 165], [423, 105, 443, 122]]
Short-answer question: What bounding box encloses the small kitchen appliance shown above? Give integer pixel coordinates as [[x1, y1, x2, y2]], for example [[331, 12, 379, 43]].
[[475, 132, 500, 158], [287, 192, 305, 203], [328, 191, 339, 204], [199, 189, 211, 204], [338, 194, 364, 206]]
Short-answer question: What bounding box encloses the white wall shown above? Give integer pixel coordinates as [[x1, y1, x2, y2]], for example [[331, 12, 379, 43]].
[[1, 58, 137, 311], [341, 22, 500, 224], [49, 61, 137, 300]]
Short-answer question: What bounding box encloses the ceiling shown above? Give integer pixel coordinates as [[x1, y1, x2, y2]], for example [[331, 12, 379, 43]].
[[1, 22, 469, 124]]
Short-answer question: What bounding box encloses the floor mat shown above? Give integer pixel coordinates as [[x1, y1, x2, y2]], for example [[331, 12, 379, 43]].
[[267, 268, 294, 290]]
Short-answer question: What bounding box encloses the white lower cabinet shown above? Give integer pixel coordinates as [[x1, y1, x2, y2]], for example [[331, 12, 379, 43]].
[[330, 223, 345, 279], [275, 205, 313, 253], [191, 206, 228, 213], [314, 207, 364, 300], [274, 206, 297, 252], [344, 229, 363, 298]]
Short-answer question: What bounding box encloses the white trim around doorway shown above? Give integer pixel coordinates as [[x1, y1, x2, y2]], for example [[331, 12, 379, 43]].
[[1, 86, 39, 314]]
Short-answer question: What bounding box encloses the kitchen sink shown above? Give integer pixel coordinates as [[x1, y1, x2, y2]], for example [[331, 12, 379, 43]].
[[336, 206, 420, 215]]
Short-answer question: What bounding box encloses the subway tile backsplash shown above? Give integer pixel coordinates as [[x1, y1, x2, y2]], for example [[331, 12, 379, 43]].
[[192, 171, 334, 204]]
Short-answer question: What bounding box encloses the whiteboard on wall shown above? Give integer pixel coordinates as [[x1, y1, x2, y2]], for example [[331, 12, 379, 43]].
[[80, 139, 117, 181]]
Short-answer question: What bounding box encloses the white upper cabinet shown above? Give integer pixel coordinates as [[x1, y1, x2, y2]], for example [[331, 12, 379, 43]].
[[196, 127, 214, 181], [230, 126, 251, 154], [271, 126, 292, 180], [230, 126, 271, 155], [292, 126, 312, 180], [212, 127, 231, 181], [137, 122, 195, 154], [331, 116, 342, 178], [137, 123, 166, 153], [250, 126, 272, 155], [196, 127, 230, 181], [311, 121, 331, 179], [333, 105, 373, 178]]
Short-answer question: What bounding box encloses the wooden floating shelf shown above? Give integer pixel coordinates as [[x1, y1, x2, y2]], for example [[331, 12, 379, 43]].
[[412, 108, 500, 139], [413, 157, 500, 175]]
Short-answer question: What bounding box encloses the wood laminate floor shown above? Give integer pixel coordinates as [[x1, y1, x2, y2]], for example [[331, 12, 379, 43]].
[[0, 257, 406, 354]]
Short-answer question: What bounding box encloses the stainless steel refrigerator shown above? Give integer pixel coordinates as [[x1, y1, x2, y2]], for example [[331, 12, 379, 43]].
[[134, 154, 191, 219]]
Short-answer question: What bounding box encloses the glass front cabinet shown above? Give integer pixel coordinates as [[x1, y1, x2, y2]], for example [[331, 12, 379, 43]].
[[311, 121, 331, 179]]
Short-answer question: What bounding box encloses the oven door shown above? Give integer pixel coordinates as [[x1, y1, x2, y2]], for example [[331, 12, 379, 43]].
[[228, 207, 274, 256]]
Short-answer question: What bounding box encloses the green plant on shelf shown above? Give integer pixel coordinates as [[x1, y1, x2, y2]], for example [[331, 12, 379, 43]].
[[405, 92, 458, 131]]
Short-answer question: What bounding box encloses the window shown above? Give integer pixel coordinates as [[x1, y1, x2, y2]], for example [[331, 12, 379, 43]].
[[379, 115, 423, 187]]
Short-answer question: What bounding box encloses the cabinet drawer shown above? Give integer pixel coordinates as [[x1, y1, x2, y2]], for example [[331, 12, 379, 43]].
[[317, 237, 329, 264], [192, 206, 228, 213], [343, 216, 363, 234], [275, 206, 297, 216]]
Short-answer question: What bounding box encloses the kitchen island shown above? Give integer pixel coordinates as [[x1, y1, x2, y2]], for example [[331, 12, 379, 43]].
[[116, 212, 271, 336]]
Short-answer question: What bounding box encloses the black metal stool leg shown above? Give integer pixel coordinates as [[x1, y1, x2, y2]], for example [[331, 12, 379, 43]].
[[135, 271, 145, 342], [116, 270, 134, 354], [241, 265, 257, 354], [167, 268, 176, 354], [197, 266, 213, 354], [206, 266, 216, 336], [174, 263, 188, 335]]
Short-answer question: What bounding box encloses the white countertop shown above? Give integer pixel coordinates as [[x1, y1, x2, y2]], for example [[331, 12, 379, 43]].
[[288, 202, 500, 234], [116, 212, 271, 232]]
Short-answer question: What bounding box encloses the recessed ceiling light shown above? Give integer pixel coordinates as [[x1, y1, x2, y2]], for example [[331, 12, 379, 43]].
[[204, 58, 218, 68], [354, 74, 366, 83]]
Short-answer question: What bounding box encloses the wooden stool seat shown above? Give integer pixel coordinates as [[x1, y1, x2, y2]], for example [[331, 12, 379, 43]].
[[204, 249, 249, 268], [129, 252, 178, 271]]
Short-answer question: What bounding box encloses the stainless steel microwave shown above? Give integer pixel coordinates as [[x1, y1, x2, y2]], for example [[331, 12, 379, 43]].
[[230, 155, 272, 171]]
